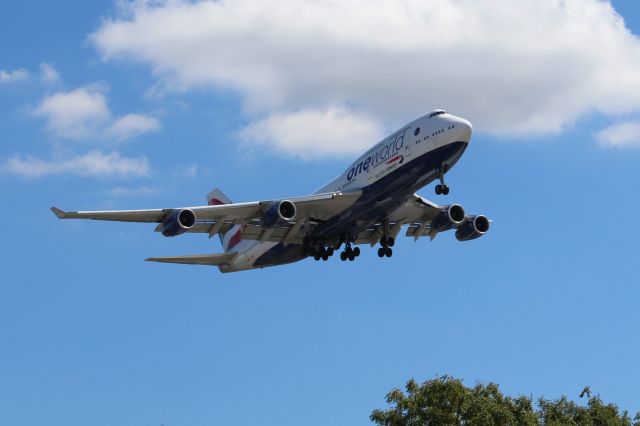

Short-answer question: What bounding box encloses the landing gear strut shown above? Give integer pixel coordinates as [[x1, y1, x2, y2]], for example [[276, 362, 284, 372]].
[[378, 236, 393, 258], [434, 164, 450, 195]]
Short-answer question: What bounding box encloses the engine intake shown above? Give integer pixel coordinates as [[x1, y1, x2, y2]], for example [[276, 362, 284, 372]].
[[431, 204, 466, 233], [159, 209, 196, 237], [262, 200, 297, 227], [455, 215, 490, 241]]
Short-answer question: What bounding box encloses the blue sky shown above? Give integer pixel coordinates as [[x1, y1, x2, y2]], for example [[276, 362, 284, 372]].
[[2, 1, 640, 424]]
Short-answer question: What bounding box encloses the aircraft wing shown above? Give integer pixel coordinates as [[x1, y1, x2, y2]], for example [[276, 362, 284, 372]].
[[178, 193, 449, 246], [51, 190, 361, 229], [349, 194, 448, 245]]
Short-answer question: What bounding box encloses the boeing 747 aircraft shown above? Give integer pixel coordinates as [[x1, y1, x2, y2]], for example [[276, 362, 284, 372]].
[[52, 109, 490, 273]]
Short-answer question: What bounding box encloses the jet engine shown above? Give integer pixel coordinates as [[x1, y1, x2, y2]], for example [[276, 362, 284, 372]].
[[455, 215, 490, 241], [430, 204, 466, 233], [262, 200, 297, 227], [158, 209, 196, 237]]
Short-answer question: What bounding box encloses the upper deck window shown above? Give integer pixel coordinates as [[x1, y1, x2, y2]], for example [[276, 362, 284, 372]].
[[428, 110, 447, 118]]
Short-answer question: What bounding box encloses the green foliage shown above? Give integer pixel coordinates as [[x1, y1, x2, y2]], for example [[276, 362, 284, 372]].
[[370, 376, 639, 426]]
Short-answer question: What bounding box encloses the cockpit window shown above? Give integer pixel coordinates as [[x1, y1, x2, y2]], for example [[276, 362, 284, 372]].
[[428, 110, 447, 118]]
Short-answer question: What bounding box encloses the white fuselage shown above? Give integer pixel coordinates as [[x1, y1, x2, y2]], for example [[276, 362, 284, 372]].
[[220, 110, 472, 272]]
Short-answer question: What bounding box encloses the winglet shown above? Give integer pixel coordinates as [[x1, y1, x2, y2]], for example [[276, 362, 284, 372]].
[[50, 207, 67, 219]]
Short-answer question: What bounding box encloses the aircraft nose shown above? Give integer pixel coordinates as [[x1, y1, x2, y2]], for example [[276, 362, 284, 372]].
[[455, 117, 473, 143]]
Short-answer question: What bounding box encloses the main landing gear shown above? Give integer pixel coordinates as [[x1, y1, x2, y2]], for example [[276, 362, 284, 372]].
[[339, 241, 361, 262], [305, 235, 364, 262], [304, 236, 363, 262], [377, 236, 394, 258], [434, 164, 450, 195], [312, 246, 333, 261], [304, 236, 334, 261]]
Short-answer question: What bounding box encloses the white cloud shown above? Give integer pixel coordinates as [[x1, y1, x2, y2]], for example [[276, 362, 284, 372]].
[[596, 121, 640, 148], [40, 63, 60, 83], [34, 87, 111, 139], [15, 86, 159, 179], [0, 68, 29, 83], [0, 64, 59, 84], [90, 0, 640, 146], [0, 63, 59, 84], [3, 151, 150, 178], [34, 86, 159, 141], [241, 106, 384, 159], [107, 113, 161, 140]]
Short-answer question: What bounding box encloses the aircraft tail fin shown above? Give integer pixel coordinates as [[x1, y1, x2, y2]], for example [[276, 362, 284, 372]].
[[206, 188, 234, 248], [206, 188, 232, 206]]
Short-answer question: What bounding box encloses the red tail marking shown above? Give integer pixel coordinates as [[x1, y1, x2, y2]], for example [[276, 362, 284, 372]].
[[227, 225, 246, 250]]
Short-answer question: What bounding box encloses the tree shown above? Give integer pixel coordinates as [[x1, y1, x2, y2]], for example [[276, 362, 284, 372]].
[[370, 376, 639, 426]]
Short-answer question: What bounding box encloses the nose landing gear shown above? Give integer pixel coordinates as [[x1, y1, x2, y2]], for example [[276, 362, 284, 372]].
[[434, 164, 450, 195], [435, 184, 449, 195]]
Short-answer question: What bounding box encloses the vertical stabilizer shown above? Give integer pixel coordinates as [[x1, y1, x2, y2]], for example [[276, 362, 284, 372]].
[[207, 188, 232, 206], [206, 188, 234, 249]]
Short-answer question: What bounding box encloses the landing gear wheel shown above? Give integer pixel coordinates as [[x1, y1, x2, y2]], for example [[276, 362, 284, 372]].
[[314, 253, 321, 261], [348, 253, 355, 261], [340, 252, 347, 261], [327, 247, 334, 257], [435, 184, 442, 195], [442, 185, 450, 195], [353, 247, 361, 257], [385, 247, 393, 257], [378, 247, 385, 257], [387, 237, 395, 247], [380, 236, 388, 247], [322, 253, 329, 261]]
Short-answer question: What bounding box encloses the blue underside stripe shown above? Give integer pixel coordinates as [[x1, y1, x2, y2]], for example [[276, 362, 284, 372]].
[[253, 141, 468, 268]]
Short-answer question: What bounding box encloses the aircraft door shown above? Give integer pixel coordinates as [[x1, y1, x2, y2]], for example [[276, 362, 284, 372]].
[[404, 127, 413, 159]]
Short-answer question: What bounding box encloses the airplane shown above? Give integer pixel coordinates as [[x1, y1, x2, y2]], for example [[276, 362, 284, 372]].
[[51, 109, 491, 273]]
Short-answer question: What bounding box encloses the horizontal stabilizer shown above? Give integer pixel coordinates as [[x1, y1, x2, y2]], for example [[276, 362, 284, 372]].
[[145, 252, 236, 266], [51, 207, 66, 218]]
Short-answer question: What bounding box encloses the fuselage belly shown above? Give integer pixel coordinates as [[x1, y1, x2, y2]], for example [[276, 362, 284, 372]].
[[228, 111, 473, 271]]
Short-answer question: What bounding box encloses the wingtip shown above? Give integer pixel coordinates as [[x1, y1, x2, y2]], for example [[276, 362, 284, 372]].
[[50, 207, 66, 219], [145, 257, 170, 264]]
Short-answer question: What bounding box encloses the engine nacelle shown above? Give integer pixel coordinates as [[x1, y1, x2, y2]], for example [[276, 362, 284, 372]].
[[431, 204, 466, 233], [159, 209, 196, 237], [262, 200, 297, 228], [455, 215, 490, 241]]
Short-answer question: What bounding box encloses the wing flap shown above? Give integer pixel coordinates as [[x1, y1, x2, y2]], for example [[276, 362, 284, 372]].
[[145, 252, 237, 266], [386, 194, 441, 222]]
